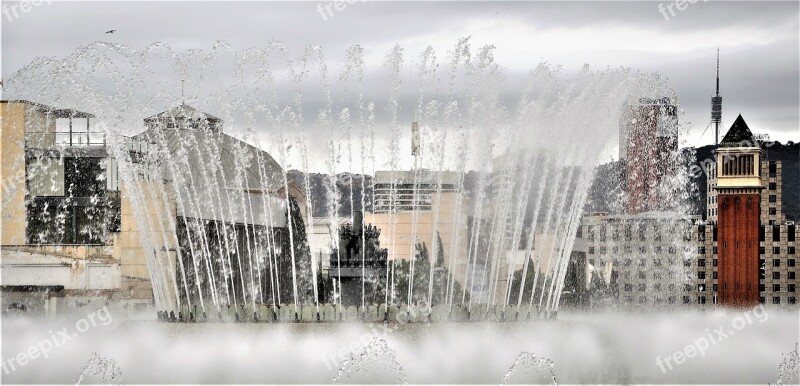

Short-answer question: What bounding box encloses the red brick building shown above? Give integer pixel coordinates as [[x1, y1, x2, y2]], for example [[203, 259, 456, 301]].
[[715, 115, 762, 306]]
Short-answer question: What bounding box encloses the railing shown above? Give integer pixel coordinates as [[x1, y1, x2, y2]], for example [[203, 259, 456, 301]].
[[26, 131, 106, 148]]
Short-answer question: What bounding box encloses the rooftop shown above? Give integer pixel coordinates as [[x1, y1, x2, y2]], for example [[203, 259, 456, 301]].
[[720, 114, 757, 147]]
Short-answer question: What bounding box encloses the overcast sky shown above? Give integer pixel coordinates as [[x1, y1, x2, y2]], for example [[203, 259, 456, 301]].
[[1, 1, 798, 170]]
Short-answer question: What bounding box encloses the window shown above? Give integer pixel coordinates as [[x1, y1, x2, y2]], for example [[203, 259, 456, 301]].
[[773, 272, 781, 279], [624, 246, 631, 254], [769, 195, 777, 203], [624, 259, 632, 267], [790, 284, 796, 293], [769, 182, 777, 190], [683, 296, 691, 304], [27, 158, 65, 196], [774, 259, 781, 267], [638, 284, 646, 292], [789, 259, 796, 267], [624, 284, 633, 292], [789, 248, 796, 256], [789, 272, 796, 280], [639, 271, 646, 279], [654, 259, 662, 266], [773, 297, 781, 305], [698, 296, 706, 304], [760, 284, 766, 292], [760, 225, 766, 242], [698, 246, 706, 255], [713, 284, 718, 291], [589, 247, 595, 254], [790, 297, 796, 305], [712, 271, 718, 279], [713, 259, 718, 267], [789, 225, 796, 242], [773, 247, 781, 255], [769, 162, 777, 176], [685, 284, 692, 292], [698, 225, 706, 241], [760, 247, 766, 255], [713, 246, 718, 255], [65, 157, 106, 197], [698, 271, 706, 280], [769, 208, 777, 215], [774, 226, 781, 242], [698, 259, 706, 267], [773, 284, 781, 292], [599, 247, 607, 254]]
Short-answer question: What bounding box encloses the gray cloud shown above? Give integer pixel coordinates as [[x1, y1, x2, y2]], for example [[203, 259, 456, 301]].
[[1, 0, 797, 154]]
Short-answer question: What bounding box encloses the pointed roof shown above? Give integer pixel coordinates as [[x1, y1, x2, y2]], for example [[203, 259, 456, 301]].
[[143, 103, 221, 122], [133, 105, 284, 192], [720, 114, 757, 147]]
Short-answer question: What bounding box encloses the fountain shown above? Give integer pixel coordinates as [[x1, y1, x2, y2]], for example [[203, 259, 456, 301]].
[[2, 37, 796, 385], [3, 39, 681, 322]]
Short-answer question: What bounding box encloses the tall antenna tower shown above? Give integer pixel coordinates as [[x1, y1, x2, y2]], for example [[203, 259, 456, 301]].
[[711, 48, 722, 145]]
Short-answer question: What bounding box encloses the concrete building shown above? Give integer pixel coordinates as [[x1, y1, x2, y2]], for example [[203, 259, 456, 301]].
[[1, 100, 156, 315], [1, 101, 308, 315], [583, 114, 798, 309], [132, 103, 308, 309], [365, 170, 469, 295], [582, 212, 698, 308], [619, 97, 679, 214]]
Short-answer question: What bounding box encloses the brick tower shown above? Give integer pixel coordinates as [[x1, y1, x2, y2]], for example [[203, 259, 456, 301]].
[[715, 115, 762, 306]]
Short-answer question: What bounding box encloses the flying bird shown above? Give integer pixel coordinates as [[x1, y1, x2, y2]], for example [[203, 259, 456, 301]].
[[105, 29, 116, 34]]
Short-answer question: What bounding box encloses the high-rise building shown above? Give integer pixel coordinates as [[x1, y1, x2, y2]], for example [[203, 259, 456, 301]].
[[620, 97, 679, 214], [713, 115, 762, 306], [691, 116, 798, 307]]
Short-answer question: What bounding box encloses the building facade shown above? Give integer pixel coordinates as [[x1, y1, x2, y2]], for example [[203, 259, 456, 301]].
[[582, 114, 798, 309], [620, 97, 679, 215], [691, 116, 797, 307], [1, 100, 157, 316], [1, 101, 308, 315]]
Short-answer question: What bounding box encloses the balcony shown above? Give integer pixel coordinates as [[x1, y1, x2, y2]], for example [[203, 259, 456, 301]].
[[26, 130, 106, 148]]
